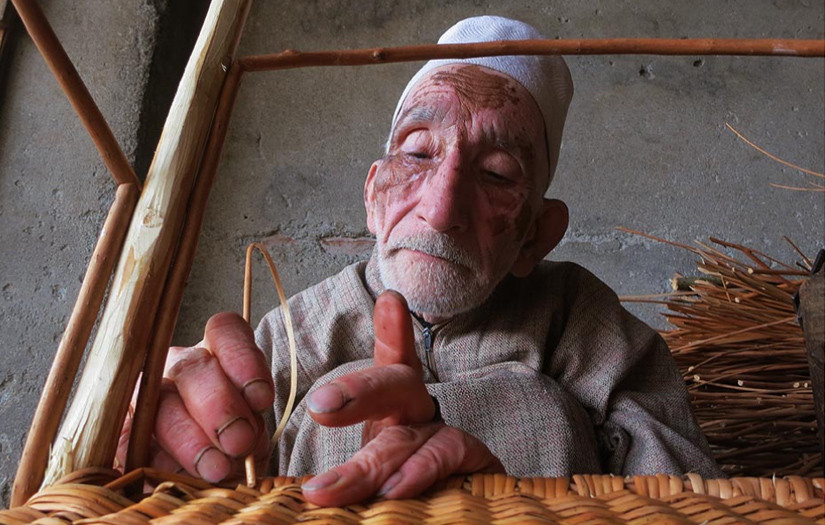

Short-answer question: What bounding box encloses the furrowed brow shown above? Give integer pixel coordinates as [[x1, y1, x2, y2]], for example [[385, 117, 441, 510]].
[[388, 106, 441, 151], [394, 106, 438, 131]]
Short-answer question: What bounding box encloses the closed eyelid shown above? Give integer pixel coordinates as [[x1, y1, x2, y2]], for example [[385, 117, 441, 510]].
[[498, 142, 534, 165]]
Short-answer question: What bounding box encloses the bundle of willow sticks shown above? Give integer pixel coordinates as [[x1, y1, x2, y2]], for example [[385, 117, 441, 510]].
[[620, 229, 820, 477]]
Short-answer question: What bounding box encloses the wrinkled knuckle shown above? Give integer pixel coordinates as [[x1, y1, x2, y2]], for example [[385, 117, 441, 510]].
[[414, 444, 452, 477], [207, 311, 245, 330], [439, 425, 466, 446], [383, 425, 420, 445], [353, 451, 386, 483], [355, 371, 381, 394], [167, 347, 214, 380], [167, 346, 187, 357], [458, 428, 485, 453]]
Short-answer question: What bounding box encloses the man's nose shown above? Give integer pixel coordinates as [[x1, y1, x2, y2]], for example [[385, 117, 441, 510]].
[[415, 150, 469, 233]]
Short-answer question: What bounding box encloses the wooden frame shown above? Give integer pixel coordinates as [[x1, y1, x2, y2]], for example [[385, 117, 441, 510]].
[[7, 0, 825, 507]]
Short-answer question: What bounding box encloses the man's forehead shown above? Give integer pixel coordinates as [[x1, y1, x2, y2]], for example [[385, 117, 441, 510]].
[[393, 75, 543, 158], [401, 65, 521, 107]]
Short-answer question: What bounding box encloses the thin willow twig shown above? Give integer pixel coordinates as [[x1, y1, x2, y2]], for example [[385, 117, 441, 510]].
[[242, 242, 299, 488], [726, 122, 824, 179], [783, 237, 813, 269], [769, 183, 825, 192]]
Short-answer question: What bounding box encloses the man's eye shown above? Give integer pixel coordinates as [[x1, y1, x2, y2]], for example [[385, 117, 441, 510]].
[[483, 171, 510, 183], [407, 151, 430, 160]]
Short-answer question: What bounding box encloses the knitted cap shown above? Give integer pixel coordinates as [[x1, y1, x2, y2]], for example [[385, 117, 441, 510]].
[[389, 15, 574, 185]]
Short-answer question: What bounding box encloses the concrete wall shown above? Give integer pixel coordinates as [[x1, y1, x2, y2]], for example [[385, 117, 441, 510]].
[[1, 0, 823, 507]]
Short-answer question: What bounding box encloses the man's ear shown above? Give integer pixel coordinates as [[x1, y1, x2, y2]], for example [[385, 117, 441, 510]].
[[364, 160, 381, 234], [510, 198, 569, 278]]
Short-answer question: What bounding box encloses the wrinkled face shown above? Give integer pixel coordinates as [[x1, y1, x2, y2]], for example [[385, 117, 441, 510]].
[[365, 64, 549, 322]]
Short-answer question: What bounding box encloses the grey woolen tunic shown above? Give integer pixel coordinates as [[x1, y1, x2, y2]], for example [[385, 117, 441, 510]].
[[255, 253, 722, 478]]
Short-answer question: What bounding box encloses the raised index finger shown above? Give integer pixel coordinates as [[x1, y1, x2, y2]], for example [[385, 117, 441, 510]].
[[202, 312, 274, 412], [373, 291, 419, 372]]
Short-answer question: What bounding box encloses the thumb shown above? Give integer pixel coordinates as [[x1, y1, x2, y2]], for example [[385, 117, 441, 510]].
[[373, 290, 420, 373]]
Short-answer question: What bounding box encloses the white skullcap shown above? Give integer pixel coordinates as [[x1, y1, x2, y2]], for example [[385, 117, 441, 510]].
[[389, 15, 574, 185]]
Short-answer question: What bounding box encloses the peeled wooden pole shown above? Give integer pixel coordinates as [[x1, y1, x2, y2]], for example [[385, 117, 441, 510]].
[[9, 0, 140, 189], [126, 61, 247, 473], [240, 38, 825, 72], [797, 262, 824, 451], [41, 0, 251, 488], [10, 183, 139, 507]]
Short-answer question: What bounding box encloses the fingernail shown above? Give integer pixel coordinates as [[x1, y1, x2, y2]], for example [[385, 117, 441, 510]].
[[216, 417, 255, 457], [194, 446, 230, 483], [302, 470, 340, 492], [243, 378, 273, 411], [306, 384, 346, 413], [378, 471, 402, 497]]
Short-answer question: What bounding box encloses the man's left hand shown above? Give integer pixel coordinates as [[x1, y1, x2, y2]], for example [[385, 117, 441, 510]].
[[302, 290, 505, 506]]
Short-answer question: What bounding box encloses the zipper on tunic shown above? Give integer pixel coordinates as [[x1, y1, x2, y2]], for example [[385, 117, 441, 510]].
[[412, 313, 439, 380], [421, 324, 438, 380]]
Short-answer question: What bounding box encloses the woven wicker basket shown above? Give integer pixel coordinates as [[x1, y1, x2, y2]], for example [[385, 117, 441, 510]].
[[4, 0, 825, 523], [2, 469, 823, 524]]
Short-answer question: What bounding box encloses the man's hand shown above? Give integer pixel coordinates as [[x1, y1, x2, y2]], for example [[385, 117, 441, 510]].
[[117, 312, 274, 483], [302, 291, 504, 506]]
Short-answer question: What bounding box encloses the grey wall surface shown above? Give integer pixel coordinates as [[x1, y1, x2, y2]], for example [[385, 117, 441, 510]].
[[1, 0, 823, 508]]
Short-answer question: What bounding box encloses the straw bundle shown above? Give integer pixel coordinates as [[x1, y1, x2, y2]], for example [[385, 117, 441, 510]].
[[620, 229, 821, 477]]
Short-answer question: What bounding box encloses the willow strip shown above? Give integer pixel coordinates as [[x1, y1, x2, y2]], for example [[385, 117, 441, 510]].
[[243, 246, 299, 446]]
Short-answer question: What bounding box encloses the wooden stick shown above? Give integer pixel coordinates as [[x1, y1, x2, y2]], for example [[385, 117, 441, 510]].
[[126, 60, 246, 473], [9, 0, 140, 189], [240, 38, 825, 72], [10, 183, 139, 507], [41, 0, 251, 488]]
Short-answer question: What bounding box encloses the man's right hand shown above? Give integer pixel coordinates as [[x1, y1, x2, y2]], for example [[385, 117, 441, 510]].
[[117, 312, 274, 483]]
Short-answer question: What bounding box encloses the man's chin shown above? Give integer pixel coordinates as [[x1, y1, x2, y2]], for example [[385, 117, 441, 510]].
[[378, 262, 489, 321]]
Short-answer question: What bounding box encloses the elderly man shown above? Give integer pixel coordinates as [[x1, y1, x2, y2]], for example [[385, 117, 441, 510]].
[[125, 16, 721, 507]]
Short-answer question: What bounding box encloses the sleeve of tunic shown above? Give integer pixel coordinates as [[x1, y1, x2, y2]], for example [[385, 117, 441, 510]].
[[545, 263, 723, 478]]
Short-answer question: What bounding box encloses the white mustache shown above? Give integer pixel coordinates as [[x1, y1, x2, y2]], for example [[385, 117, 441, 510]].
[[386, 233, 480, 272]]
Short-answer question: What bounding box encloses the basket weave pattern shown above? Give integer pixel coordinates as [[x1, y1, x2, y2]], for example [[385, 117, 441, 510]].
[[1, 469, 822, 524]]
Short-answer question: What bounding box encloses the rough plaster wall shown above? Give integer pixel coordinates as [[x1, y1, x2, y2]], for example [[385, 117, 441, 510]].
[[0, 0, 822, 509], [0, 0, 161, 506]]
